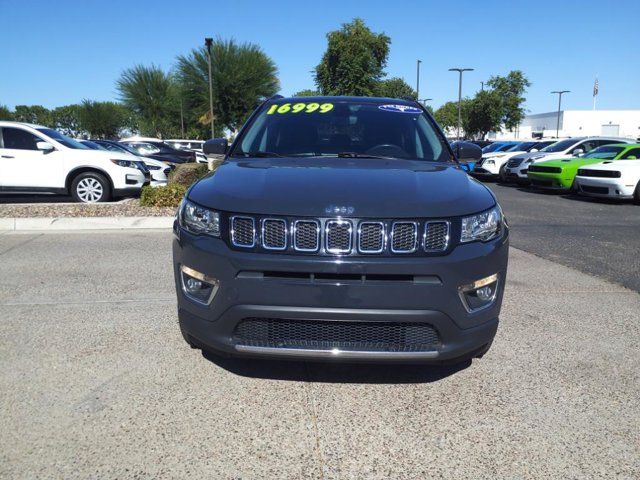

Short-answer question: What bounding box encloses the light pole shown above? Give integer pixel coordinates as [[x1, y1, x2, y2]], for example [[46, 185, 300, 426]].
[[551, 90, 570, 138], [205, 37, 215, 138], [449, 68, 474, 140], [416, 60, 422, 100], [480, 81, 484, 92]]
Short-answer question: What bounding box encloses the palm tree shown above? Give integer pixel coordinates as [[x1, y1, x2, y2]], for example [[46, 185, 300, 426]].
[[117, 65, 179, 138], [176, 39, 279, 136]]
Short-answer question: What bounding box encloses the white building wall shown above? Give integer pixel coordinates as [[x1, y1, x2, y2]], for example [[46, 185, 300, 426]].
[[491, 110, 640, 141]]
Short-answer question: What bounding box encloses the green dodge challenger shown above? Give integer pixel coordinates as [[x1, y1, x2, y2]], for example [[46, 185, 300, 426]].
[[527, 143, 640, 189]]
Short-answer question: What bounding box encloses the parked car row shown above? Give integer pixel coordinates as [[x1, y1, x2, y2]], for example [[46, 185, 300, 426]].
[[0, 121, 192, 203], [471, 136, 640, 203]]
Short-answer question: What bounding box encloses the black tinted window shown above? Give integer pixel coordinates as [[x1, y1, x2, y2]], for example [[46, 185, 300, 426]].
[[621, 148, 640, 159], [2, 127, 41, 150], [236, 101, 448, 161]]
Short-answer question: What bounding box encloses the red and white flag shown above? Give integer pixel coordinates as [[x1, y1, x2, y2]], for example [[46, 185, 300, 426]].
[[593, 78, 599, 97]]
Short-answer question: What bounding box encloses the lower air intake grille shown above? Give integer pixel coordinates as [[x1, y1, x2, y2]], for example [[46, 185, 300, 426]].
[[391, 222, 417, 253], [424, 222, 449, 251], [233, 318, 440, 352], [294, 220, 320, 252], [231, 216, 255, 247], [262, 219, 286, 250], [580, 185, 609, 194]]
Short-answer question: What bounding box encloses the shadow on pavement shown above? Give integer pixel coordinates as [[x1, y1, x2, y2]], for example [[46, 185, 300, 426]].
[[0, 194, 74, 204], [202, 350, 471, 384]]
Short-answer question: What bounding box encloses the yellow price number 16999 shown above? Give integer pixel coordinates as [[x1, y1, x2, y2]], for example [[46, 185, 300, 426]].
[[266, 102, 334, 115]]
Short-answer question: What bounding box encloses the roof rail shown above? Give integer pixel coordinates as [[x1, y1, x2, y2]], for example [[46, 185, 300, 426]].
[[269, 94, 284, 100]]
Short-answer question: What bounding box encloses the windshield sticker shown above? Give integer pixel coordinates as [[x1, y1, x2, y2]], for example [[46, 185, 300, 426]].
[[378, 104, 422, 114], [266, 102, 334, 115]]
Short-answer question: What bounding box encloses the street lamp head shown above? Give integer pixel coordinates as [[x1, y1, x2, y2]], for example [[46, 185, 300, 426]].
[[205, 37, 213, 47], [551, 90, 570, 94], [449, 67, 474, 72]]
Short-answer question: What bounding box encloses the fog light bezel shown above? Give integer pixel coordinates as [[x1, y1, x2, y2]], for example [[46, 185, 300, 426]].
[[180, 265, 219, 305], [458, 273, 499, 313]]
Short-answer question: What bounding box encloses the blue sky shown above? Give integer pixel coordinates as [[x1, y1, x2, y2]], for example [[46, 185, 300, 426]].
[[1, 0, 639, 114]]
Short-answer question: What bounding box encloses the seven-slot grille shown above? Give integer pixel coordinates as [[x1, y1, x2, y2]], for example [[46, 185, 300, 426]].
[[423, 222, 450, 252], [231, 216, 255, 247], [358, 222, 385, 253], [262, 219, 287, 250], [294, 220, 320, 252], [228, 216, 454, 255], [325, 220, 352, 253], [391, 222, 418, 253]]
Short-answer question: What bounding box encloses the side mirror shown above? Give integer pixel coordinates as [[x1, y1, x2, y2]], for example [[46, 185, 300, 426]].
[[627, 155, 637, 160], [572, 148, 584, 156], [452, 141, 482, 162], [203, 138, 228, 155], [37, 141, 54, 153], [530, 148, 538, 152]]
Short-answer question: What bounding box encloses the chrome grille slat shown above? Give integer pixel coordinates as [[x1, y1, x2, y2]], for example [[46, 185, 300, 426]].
[[423, 221, 450, 252], [230, 216, 255, 247], [261, 219, 287, 250], [325, 220, 352, 254], [358, 222, 385, 253], [293, 220, 320, 252], [391, 222, 418, 253]]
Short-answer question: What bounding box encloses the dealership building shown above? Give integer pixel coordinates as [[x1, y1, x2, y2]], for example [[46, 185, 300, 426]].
[[491, 110, 640, 141]]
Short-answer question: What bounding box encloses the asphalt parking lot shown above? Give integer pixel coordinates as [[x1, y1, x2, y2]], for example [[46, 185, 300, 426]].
[[486, 181, 640, 292], [0, 229, 638, 479]]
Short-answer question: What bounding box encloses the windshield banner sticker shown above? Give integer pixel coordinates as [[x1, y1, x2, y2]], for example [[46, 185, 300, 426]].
[[266, 102, 334, 115], [378, 104, 422, 114]]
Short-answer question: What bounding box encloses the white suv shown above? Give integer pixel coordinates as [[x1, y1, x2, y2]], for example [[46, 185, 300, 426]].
[[0, 121, 149, 202]]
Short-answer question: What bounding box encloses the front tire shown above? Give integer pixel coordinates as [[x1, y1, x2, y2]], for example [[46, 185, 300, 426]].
[[634, 182, 640, 205], [71, 172, 111, 203], [499, 164, 507, 182]]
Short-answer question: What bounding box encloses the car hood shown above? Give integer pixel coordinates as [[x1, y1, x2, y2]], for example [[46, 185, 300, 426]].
[[582, 160, 640, 171], [537, 157, 601, 168], [188, 157, 496, 218], [67, 149, 133, 162]]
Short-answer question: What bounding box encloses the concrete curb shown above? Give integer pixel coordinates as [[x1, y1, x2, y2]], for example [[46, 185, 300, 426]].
[[0, 216, 174, 231]]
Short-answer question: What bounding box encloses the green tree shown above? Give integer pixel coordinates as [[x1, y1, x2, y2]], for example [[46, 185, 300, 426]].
[[0, 105, 13, 120], [117, 64, 180, 138], [463, 90, 503, 139], [176, 39, 279, 136], [13, 105, 51, 125], [376, 77, 416, 99], [293, 89, 320, 97], [77, 100, 129, 139], [434, 100, 471, 135], [486, 70, 531, 131], [51, 105, 83, 136], [314, 18, 390, 96]]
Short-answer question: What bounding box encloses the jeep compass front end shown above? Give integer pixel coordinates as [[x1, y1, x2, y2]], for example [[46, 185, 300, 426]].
[[173, 96, 509, 363]]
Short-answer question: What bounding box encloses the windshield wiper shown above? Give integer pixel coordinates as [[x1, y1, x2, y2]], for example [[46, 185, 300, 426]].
[[336, 152, 399, 160], [231, 151, 283, 158]]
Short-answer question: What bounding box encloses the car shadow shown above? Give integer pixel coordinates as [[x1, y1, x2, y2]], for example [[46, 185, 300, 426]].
[[202, 350, 471, 384], [558, 193, 627, 205]]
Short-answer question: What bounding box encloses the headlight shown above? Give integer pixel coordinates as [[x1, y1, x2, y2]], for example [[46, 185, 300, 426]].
[[485, 160, 495, 165], [110, 159, 139, 168], [179, 199, 220, 237], [146, 164, 161, 170], [461, 205, 503, 243]]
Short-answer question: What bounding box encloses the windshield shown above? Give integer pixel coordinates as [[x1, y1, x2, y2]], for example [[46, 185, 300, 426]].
[[36, 128, 88, 149], [540, 138, 580, 153], [482, 143, 502, 153], [233, 100, 450, 161], [508, 141, 537, 152], [583, 146, 625, 159]]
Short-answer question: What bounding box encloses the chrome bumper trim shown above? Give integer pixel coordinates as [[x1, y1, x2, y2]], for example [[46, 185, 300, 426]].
[[234, 345, 439, 359]]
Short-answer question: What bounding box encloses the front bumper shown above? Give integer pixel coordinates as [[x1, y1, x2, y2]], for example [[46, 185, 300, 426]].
[[527, 172, 572, 189], [173, 225, 509, 363], [576, 177, 635, 199]]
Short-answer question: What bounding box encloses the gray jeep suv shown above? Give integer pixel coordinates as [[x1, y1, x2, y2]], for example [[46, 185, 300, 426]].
[[172, 96, 509, 363]]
